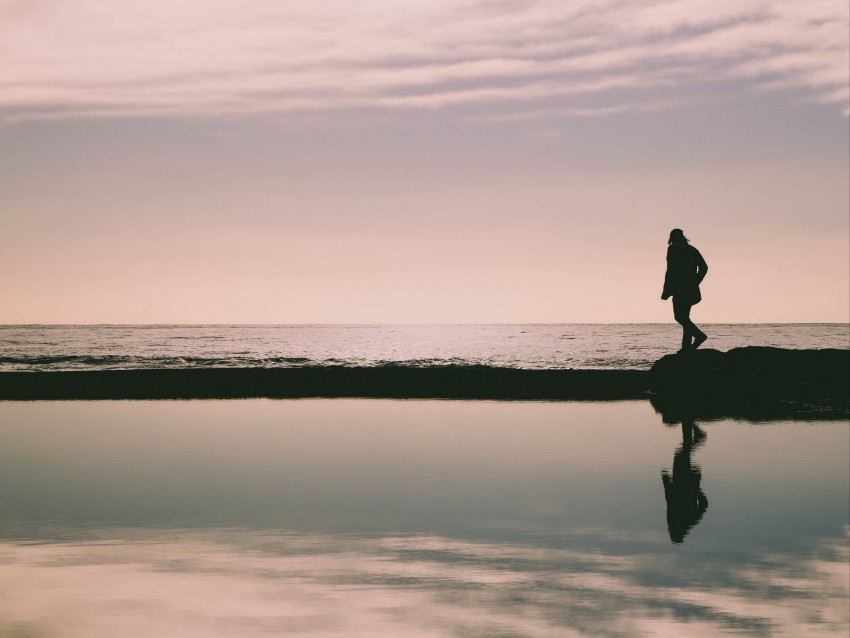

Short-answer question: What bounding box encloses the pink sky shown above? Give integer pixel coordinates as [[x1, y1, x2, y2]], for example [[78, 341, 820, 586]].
[[1, 0, 848, 322]]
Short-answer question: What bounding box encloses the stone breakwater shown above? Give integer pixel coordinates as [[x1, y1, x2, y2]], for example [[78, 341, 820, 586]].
[[648, 347, 849, 421], [0, 348, 846, 419], [0, 366, 648, 401]]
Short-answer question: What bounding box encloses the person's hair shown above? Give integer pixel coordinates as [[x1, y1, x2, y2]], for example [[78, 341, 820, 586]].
[[668, 228, 689, 245]]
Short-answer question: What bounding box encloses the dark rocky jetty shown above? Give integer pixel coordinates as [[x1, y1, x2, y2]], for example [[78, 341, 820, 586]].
[[1, 348, 847, 421], [649, 347, 849, 421], [0, 366, 648, 401]]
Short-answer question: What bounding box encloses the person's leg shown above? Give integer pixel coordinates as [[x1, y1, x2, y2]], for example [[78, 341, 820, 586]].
[[673, 297, 695, 350], [681, 418, 694, 449], [692, 327, 708, 349], [687, 304, 707, 349], [674, 297, 708, 350]]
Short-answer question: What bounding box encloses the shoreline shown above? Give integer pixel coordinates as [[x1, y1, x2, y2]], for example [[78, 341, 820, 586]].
[[1, 347, 847, 420]]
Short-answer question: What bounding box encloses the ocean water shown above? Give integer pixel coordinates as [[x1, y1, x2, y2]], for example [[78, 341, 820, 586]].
[[0, 399, 847, 637], [2, 326, 848, 635], [0, 323, 847, 372]]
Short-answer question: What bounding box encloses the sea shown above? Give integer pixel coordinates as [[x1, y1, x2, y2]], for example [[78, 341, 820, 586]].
[[0, 323, 847, 372]]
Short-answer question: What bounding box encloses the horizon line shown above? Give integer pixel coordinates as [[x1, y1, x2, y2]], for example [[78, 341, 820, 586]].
[[1, 322, 848, 328]]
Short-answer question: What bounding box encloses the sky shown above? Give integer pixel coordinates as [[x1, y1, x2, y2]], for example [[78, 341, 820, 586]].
[[1, 0, 848, 323]]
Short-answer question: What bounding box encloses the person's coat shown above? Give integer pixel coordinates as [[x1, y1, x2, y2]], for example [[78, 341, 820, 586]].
[[662, 243, 708, 305]]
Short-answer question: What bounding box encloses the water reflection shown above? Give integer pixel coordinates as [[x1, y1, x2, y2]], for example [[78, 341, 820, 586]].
[[0, 399, 847, 637], [662, 416, 709, 544], [0, 526, 847, 637]]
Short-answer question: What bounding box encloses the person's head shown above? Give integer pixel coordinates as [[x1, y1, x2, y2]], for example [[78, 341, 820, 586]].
[[668, 228, 689, 245]]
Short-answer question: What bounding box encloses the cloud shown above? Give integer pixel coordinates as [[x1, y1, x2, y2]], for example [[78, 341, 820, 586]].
[[0, 0, 847, 122]]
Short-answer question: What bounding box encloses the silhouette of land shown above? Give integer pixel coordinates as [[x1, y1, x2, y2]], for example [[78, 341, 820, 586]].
[[1, 347, 847, 419], [0, 366, 647, 401], [650, 347, 849, 420]]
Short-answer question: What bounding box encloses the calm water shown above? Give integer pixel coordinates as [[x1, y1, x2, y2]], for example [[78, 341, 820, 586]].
[[0, 399, 847, 637], [1, 323, 848, 371]]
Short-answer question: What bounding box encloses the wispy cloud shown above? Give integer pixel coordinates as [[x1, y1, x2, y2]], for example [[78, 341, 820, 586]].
[[1, 0, 847, 122]]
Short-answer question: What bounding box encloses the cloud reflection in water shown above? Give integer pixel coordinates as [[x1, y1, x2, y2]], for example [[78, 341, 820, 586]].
[[0, 526, 846, 637]]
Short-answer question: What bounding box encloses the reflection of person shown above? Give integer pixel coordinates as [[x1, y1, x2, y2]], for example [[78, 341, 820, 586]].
[[662, 417, 708, 544], [661, 229, 708, 352]]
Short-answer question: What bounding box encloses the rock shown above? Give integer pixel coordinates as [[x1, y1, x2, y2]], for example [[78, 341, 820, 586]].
[[649, 347, 849, 421]]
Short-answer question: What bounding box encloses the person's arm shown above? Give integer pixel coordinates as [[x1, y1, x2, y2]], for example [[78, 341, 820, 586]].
[[694, 248, 708, 284], [661, 246, 673, 299]]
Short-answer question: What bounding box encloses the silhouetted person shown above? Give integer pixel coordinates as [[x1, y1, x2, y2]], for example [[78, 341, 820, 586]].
[[661, 228, 708, 352], [662, 417, 709, 544]]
